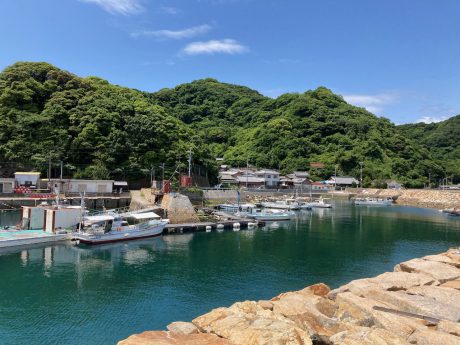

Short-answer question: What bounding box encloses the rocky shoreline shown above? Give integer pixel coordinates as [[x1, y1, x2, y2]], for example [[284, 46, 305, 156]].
[[119, 248, 460, 345]]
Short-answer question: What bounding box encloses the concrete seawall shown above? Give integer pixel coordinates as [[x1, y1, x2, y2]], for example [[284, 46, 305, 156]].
[[356, 188, 460, 209], [0, 195, 131, 210], [203, 189, 238, 203], [119, 248, 460, 345]]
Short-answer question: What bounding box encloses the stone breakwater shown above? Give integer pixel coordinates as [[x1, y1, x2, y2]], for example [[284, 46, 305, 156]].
[[358, 189, 460, 210], [118, 248, 460, 345]]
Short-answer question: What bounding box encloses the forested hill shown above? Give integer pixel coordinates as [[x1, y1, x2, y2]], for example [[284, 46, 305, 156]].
[[0, 62, 216, 181], [151, 79, 453, 187], [398, 116, 460, 182], [0, 62, 456, 187]]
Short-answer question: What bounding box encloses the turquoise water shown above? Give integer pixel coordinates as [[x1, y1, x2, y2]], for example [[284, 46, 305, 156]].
[[0, 230, 49, 238], [0, 201, 459, 345]]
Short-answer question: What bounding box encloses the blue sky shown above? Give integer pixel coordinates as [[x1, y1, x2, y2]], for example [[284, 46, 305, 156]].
[[1, 0, 459, 124]]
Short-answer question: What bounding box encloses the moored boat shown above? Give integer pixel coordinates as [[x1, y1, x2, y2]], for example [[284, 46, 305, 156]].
[[304, 197, 332, 208], [261, 199, 300, 210], [72, 211, 169, 245], [354, 197, 393, 206], [218, 203, 255, 212], [242, 208, 295, 221], [442, 208, 460, 216]]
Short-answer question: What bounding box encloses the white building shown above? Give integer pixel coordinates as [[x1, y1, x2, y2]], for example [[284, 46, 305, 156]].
[[255, 170, 280, 187], [0, 178, 14, 193], [325, 176, 359, 187], [15, 172, 41, 188], [44, 179, 114, 194]]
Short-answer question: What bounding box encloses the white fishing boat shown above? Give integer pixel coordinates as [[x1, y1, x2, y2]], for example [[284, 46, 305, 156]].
[[72, 212, 169, 245], [243, 208, 295, 221], [354, 197, 393, 206], [261, 199, 300, 210], [218, 203, 255, 212], [304, 197, 332, 208]]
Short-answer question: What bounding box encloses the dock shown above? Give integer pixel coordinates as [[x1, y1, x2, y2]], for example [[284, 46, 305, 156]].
[[0, 230, 70, 249], [164, 219, 264, 234]]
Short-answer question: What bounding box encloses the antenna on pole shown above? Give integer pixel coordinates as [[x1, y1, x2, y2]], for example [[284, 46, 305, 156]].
[[188, 147, 192, 177]]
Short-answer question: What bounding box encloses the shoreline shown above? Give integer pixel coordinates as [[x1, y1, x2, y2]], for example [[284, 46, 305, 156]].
[[352, 188, 460, 211], [119, 248, 460, 345]]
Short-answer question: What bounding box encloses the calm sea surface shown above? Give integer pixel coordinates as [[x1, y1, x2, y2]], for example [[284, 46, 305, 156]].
[[0, 201, 459, 345]]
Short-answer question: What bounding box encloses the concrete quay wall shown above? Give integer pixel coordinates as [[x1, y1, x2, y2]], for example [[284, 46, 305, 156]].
[[119, 247, 460, 345], [356, 188, 460, 209], [0, 196, 131, 210]]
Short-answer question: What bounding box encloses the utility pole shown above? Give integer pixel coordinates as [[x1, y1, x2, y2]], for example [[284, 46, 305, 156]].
[[188, 147, 192, 177], [48, 156, 52, 186], [359, 161, 364, 188], [150, 166, 155, 187], [160, 163, 165, 181], [246, 157, 249, 188], [428, 173, 431, 189], [334, 164, 338, 190], [60, 161, 63, 181]]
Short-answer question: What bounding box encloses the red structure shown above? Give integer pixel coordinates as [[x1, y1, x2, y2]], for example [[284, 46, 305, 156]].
[[162, 180, 171, 193], [180, 175, 193, 188]]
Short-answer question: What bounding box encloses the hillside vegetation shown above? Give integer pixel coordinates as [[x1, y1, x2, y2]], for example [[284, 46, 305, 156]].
[[0, 62, 457, 187], [398, 116, 460, 183], [0, 62, 215, 181]]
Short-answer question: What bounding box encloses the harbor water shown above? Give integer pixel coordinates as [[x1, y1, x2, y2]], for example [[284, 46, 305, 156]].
[[1, 201, 460, 345]]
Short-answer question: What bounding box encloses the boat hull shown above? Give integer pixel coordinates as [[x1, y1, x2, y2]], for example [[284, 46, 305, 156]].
[[305, 203, 332, 208], [354, 201, 392, 206], [73, 223, 166, 245], [261, 203, 300, 210]]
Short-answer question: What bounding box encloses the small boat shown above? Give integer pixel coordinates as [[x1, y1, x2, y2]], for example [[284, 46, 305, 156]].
[[304, 197, 332, 209], [261, 199, 300, 210], [72, 211, 168, 245], [354, 197, 393, 206], [442, 208, 460, 216], [244, 208, 295, 221], [218, 203, 255, 212]]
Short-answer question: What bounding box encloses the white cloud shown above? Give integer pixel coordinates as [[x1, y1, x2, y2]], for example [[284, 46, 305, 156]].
[[79, 0, 143, 15], [183, 39, 247, 55], [416, 116, 448, 124], [160, 6, 180, 15], [132, 24, 211, 40], [142, 60, 176, 66], [343, 93, 396, 114]]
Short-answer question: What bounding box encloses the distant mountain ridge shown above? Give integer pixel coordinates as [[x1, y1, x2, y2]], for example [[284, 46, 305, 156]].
[[0, 62, 457, 187]]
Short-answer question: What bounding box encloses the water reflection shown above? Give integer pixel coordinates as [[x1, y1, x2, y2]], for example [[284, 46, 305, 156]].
[[0, 203, 460, 345]]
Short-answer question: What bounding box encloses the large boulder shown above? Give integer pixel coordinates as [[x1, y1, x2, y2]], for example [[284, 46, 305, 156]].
[[161, 193, 199, 224], [360, 288, 460, 322], [328, 272, 439, 298], [441, 279, 460, 290], [394, 258, 460, 283], [117, 331, 234, 345], [192, 301, 313, 345], [329, 327, 410, 345], [407, 329, 460, 345], [167, 321, 200, 335]]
